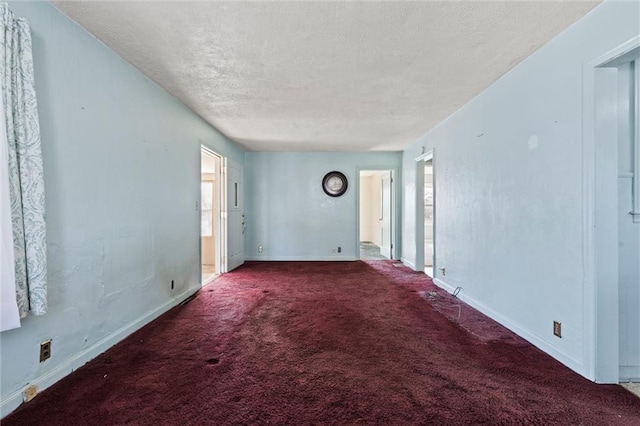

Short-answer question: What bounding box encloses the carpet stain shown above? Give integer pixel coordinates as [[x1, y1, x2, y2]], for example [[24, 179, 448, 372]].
[[4, 261, 640, 426]]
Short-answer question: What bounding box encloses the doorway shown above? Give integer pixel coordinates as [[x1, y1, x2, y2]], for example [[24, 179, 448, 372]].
[[616, 59, 640, 383], [201, 147, 223, 285], [359, 170, 392, 260], [424, 158, 434, 277], [586, 38, 640, 383]]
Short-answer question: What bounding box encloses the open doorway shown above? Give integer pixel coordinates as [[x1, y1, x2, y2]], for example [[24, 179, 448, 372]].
[[359, 170, 392, 260], [587, 39, 640, 384], [616, 58, 640, 384], [424, 158, 434, 277], [201, 147, 223, 285]]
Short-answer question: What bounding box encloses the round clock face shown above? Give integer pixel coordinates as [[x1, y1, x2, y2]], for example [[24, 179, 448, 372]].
[[322, 171, 348, 197]]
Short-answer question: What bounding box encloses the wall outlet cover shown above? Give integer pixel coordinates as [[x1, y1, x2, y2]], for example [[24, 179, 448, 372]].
[[39, 340, 51, 362], [553, 321, 562, 338]]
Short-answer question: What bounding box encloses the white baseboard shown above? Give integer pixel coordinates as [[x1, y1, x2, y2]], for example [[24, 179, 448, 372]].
[[620, 366, 640, 382], [432, 278, 587, 378], [1, 287, 198, 419], [400, 258, 416, 270], [244, 256, 358, 261]]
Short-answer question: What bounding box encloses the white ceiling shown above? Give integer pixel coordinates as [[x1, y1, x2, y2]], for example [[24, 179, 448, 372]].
[[53, 1, 600, 152]]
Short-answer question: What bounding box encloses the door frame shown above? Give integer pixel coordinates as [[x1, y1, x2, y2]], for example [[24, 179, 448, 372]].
[[356, 167, 399, 260], [200, 146, 227, 285], [415, 150, 435, 275], [582, 36, 640, 383]]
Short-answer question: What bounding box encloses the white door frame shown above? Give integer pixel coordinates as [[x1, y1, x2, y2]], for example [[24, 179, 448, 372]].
[[200, 146, 227, 282], [414, 150, 435, 275], [582, 36, 640, 383], [356, 167, 399, 260]]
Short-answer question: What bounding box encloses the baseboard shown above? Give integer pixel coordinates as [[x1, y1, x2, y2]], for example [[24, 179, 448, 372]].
[[432, 278, 587, 378], [244, 256, 358, 261], [620, 366, 640, 382], [400, 258, 416, 271], [0, 287, 198, 419]]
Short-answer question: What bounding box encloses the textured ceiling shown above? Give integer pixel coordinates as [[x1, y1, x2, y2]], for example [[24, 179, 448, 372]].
[[52, 1, 600, 152]]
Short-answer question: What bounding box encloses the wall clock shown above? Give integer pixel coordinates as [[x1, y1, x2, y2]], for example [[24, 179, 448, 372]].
[[322, 171, 348, 197]]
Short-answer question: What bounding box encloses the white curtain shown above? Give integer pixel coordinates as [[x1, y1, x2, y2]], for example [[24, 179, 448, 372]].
[[1, 3, 47, 327], [1, 92, 19, 331]]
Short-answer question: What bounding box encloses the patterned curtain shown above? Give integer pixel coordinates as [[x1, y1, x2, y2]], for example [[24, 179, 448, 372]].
[[1, 3, 47, 322]]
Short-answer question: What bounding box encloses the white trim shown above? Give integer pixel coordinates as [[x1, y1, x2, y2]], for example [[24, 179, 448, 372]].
[[414, 150, 435, 276], [197, 146, 227, 287], [632, 59, 640, 223], [414, 151, 432, 163], [0, 287, 198, 419], [433, 278, 586, 375], [590, 36, 640, 70], [582, 35, 640, 383], [582, 56, 597, 381]]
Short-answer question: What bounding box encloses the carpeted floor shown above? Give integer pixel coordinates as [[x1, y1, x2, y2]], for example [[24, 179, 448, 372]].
[[4, 261, 640, 425]]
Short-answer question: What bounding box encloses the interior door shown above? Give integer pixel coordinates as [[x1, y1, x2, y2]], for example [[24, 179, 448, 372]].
[[227, 159, 245, 271], [379, 171, 392, 259]]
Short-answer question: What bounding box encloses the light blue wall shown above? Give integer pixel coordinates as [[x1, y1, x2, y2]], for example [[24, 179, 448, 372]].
[[1, 2, 243, 416], [245, 152, 401, 261], [401, 0, 639, 379]]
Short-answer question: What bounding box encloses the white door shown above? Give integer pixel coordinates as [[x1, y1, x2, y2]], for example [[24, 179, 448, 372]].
[[379, 171, 392, 259], [226, 159, 245, 271]]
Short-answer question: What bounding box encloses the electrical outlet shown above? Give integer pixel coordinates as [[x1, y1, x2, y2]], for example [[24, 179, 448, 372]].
[[337, 247, 341, 253], [258, 245, 263, 253], [553, 321, 562, 338], [39, 340, 51, 362], [23, 384, 37, 402], [332, 248, 336, 253]]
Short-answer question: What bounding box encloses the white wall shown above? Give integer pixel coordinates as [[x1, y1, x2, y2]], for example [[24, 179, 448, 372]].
[[245, 152, 400, 261], [401, 0, 639, 379], [1, 2, 243, 417]]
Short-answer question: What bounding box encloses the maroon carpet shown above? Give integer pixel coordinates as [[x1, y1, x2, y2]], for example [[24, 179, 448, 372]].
[[5, 261, 640, 425]]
